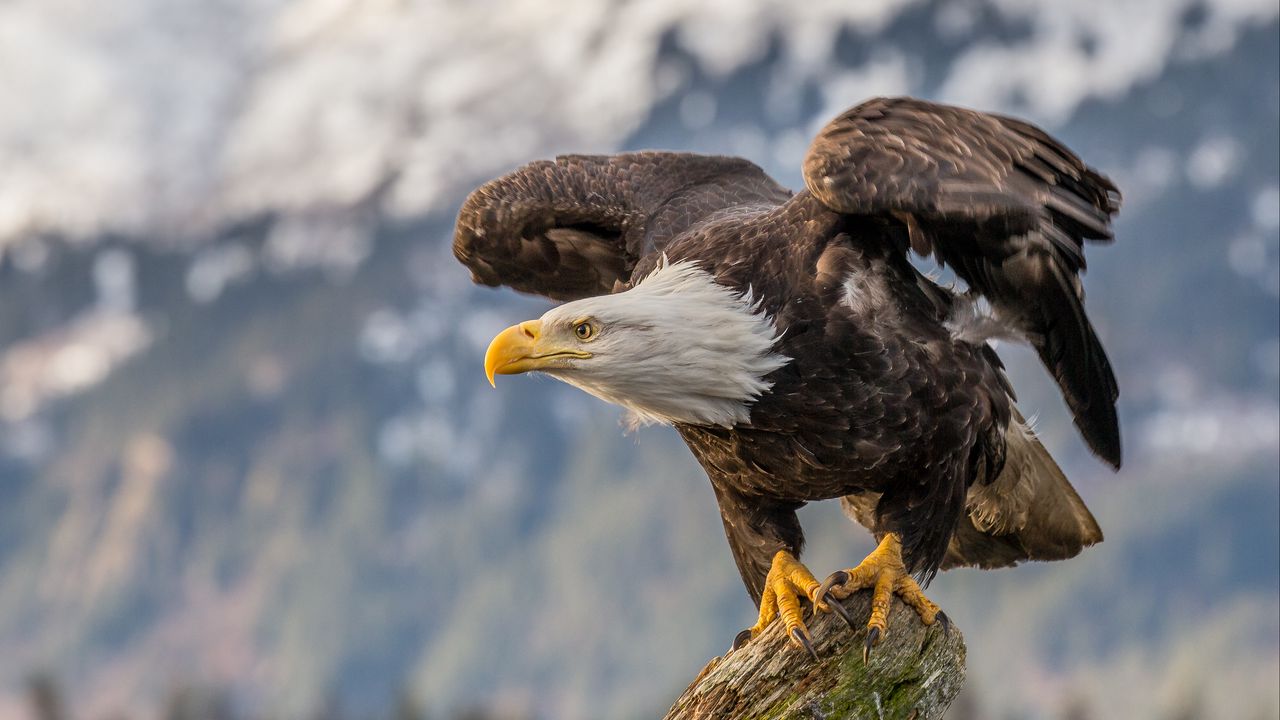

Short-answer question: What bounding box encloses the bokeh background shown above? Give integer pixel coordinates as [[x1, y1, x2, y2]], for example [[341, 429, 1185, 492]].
[[1, 1, 1277, 719]]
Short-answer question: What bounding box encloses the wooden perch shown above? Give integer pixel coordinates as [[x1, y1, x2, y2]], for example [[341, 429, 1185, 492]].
[[665, 591, 966, 720]]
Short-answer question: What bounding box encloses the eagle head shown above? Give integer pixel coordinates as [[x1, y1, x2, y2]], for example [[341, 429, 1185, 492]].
[[483, 260, 790, 428]]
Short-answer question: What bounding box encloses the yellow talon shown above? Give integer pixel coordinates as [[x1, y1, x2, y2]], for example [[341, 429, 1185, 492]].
[[815, 533, 943, 661], [741, 550, 822, 658], [734, 537, 946, 662]]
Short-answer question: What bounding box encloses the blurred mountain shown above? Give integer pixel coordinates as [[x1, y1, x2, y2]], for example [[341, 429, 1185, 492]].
[[0, 2, 1276, 719]]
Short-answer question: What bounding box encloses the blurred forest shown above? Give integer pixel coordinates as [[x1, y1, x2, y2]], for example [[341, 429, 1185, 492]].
[[22, 672, 1271, 720], [24, 674, 506, 720], [0, 1, 1276, 719]]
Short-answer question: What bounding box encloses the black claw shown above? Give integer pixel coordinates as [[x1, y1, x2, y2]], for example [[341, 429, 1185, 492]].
[[731, 629, 753, 652], [815, 570, 850, 607], [936, 611, 951, 637], [825, 594, 858, 630], [790, 627, 819, 661], [863, 626, 881, 664]]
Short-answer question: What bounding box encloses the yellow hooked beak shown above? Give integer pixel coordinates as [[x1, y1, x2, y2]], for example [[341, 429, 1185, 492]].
[[484, 320, 591, 386]]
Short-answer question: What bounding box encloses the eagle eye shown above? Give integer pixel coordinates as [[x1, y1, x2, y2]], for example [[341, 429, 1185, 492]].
[[574, 321, 595, 340]]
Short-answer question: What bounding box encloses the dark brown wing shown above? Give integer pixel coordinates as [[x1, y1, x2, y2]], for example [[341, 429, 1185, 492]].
[[804, 97, 1122, 468], [453, 152, 790, 301]]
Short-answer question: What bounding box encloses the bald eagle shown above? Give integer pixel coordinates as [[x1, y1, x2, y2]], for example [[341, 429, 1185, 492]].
[[454, 97, 1118, 658]]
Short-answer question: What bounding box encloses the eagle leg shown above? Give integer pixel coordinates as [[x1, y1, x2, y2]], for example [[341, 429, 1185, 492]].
[[731, 550, 822, 660], [815, 533, 944, 663]]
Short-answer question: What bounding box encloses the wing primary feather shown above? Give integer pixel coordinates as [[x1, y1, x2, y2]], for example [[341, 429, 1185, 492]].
[[803, 97, 1123, 467], [453, 152, 790, 301]]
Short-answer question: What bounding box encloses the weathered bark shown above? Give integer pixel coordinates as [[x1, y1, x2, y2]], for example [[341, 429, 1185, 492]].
[[665, 591, 965, 720]]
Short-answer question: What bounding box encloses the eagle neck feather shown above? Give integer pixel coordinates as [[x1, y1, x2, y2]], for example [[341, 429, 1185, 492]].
[[543, 258, 791, 429]]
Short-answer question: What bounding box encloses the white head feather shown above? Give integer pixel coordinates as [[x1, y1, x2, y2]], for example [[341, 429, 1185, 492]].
[[536, 258, 790, 428]]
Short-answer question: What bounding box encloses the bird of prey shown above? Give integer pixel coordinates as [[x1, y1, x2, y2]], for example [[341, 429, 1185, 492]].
[[454, 97, 1119, 659]]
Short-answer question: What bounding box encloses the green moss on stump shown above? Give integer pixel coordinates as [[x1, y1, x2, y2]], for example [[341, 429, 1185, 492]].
[[665, 591, 965, 720]]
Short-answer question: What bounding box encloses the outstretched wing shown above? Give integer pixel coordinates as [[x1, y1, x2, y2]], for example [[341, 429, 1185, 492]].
[[454, 152, 790, 301], [804, 97, 1122, 468]]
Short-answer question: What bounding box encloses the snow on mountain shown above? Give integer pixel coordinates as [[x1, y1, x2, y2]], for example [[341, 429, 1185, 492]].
[[0, 0, 1274, 248]]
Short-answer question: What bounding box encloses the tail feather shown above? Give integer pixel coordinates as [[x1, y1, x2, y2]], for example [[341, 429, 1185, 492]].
[[944, 413, 1103, 570], [840, 413, 1104, 572]]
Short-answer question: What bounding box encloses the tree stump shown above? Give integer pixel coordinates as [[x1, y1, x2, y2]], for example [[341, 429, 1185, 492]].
[[665, 591, 965, 720]]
